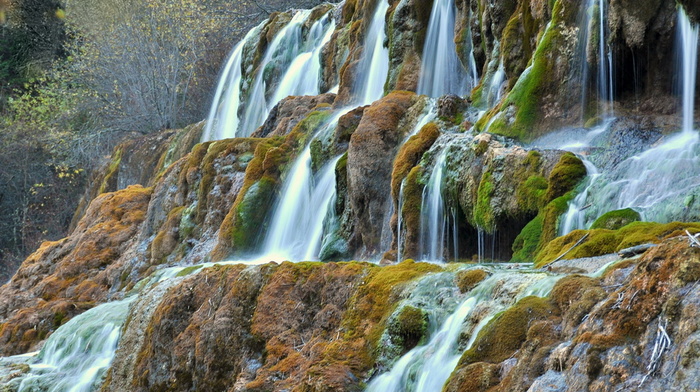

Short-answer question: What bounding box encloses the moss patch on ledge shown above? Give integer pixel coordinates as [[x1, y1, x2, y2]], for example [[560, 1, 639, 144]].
[[474, 171, 496, 230], [338, 260, 442, 361], [545, 153, 586, 202], [391, 122, 440, 199], [456, 296, 557, 365], [590, 208, 641, 230], [535, 221, 700, 267]]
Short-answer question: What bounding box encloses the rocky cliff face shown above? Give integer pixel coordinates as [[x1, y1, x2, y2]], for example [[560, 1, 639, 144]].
[[2, 0, 700, 391]]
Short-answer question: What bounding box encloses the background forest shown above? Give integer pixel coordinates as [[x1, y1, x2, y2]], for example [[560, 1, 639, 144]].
[[0, 0, 333, 281]]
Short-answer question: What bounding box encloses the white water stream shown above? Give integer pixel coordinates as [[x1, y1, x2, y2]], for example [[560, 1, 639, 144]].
[[417, 0, 472, 97], [353, 0, 390, 105], [580, 0, 614, 116], [203, 9, 336, 141], [366, 266, 561, 392], [201, 26, 260, 141], [13, 299, 133, 392], [418, 146, 450, 262], [259, 110, 347, 262]]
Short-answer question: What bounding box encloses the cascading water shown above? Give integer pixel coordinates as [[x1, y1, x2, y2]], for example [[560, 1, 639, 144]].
[[270, 15, 336, 104], [396, 102, 439, 262], [353, 0, 390, 105], [486, 59, 506, 108], [680, 7, 699, 135], [418, 147, 451, 262], [580, 0, 614, 116], [260, 111, 347, 262], [558, 9, 700, 230], [240, 10, 312, 135], [257, 0, 395, 262], [417, 0, 472, 97], [14, 298, 134, 392], [201, 26, 260, 141], [365, 266, 560, 392], [559, 159, 600, 235], [203, 10, 336, 142]]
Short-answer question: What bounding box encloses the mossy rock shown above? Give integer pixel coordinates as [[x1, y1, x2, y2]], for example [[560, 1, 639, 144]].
[[511, 188, 575, 262], [590, 208, 641, 230], [458, 296, 556, 365], [511, 215, 544, 262], [339, 260, 442, 366], [545, 153, 586, 202], [485, 0, 576, 141], [399, 166, 426, 258], [455, 269, 489, 293], [387, 305, 429, 351], [391, 122, 440, 199], [474, 171, 495, 230], [229, 177, 277, 253], [535, 221, 700, 267]]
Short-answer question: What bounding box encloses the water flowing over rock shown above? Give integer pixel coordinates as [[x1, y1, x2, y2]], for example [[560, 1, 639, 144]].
[[4, 0, 700, 391]]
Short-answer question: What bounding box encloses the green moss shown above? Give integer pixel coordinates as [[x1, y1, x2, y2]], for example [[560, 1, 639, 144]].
[[175, 265, 204, 277], [535, 221, 700, 267], [458, 296, 556, 365], [387, 305, 429, 350], [455, 269, 489, 293], [400, 166, 426, 258], [590, 208, 641, 230], [470, 81, 486, 108], [474, 171, 495, 230], [488, 2, 566, 141], [341, 260, 442, 354], [545, 153, 587, 202], [230, 177, 277, 253], [517, 175, 548, 211], [511, 191, 574, 262], [540, 193, 574, 246], [391, 123, 440, 199], [511, 215, 544, 262]]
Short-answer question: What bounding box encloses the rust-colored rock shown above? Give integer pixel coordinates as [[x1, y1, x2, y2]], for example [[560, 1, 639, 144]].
[[0, 185, 151, 355]]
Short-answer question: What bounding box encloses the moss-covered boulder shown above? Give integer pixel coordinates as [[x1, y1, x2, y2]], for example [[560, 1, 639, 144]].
[[590, 208, 641, 230], [452, 295, 557, 369], [386, 305, 429, 352], [455, 268, 489, 293], [535, 221, 700, 267]]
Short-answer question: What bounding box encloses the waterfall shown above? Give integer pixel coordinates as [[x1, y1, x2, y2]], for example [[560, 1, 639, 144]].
[[260, 111, 347, 262], [580, 0, 614, 117], [680, 7, 699, 135], [417, 0, 471, 97], [15, 298, 134, 392], [240, 10, 311, 135], [270, 15, 336, 105], [559, 159, 600, 235], [395, 101, 438, 262], [486, 59, 506, 108], [203, 9, 336, 142], [201, 26, 260, 141], [353, 0, 390, 105], [365, 266, 560, 392], [419, 148, 449, 261], [556, 9, 699, 230]]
